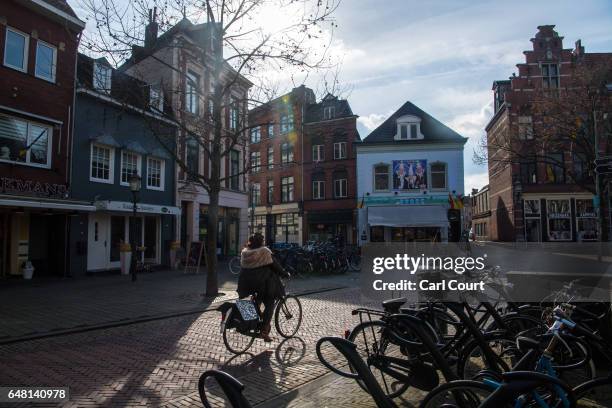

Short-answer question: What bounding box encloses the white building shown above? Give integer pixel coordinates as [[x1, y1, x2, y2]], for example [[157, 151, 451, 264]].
[[356, 101, 467, 244]]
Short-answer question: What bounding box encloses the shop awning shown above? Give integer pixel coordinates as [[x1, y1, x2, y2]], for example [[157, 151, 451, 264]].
[[0, 197, 96, 211], [94, 200, 180, 215], [368, 205, 447, 227]]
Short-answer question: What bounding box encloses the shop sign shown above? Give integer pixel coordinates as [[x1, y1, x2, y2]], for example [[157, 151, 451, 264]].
[[548, 213, 570, 218], [95, 200, 181, 215], [364, 195, 448, 206], [1, 177, 68, 199], [577, 212, 596, 218]]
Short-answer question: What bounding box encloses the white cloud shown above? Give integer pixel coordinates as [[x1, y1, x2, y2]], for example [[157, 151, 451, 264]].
[[357, 112, 391, 131], [465, 172, 489, 194], [448, 100, 493, 140]]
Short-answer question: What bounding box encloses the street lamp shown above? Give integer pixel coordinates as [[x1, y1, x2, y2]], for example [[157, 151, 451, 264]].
[[128, 172, 141, 282], [265, 203, 273, 246]]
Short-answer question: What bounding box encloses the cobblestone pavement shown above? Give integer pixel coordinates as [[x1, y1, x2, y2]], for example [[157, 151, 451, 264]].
[[0, 266, 357, 342], [0, 287, 378, 407]]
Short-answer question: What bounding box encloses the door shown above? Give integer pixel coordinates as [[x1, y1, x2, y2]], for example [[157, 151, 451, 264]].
[[129, 216, 144, 262], [109, 216, 126, 266], [144, 216, 158, 262], [87, 213, 109, 270]]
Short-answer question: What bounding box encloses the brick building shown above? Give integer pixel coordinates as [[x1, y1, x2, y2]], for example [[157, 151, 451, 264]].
[[486, 25, 612, 242], [0, 0, 86, 279], [471, 185, 490, 241], [247, 87, 359, 245]]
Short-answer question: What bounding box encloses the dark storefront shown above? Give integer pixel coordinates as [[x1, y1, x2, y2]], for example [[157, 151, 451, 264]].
[[305, 209, 354, 243]]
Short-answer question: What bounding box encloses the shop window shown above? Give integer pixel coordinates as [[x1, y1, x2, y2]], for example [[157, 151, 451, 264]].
[[430, 162, 447, 189], [370, 226, 385, 242], [4, 27, 29, 72], [312, 180, 325, 200], [0, 114, 52, 167], [120, 151, 141, 185], [547, 199, 571, 241], [35, 40, 56, 82], [576, 199, 597, 241], [275, 213, 298, 242], [281, 176, 294, 202], [374, 164, 390, 191], [90, 143, 114, 183], [146, 157, 164, 190]]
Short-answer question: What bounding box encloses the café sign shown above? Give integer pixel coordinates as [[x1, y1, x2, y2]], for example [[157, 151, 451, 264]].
[[363, 195, 449, 206], [1, 177, 68, 198]]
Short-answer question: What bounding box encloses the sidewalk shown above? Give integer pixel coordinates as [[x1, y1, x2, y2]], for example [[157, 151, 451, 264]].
[[0, 265, 358, 343]]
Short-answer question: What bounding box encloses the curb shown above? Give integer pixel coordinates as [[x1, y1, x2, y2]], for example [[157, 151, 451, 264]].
[[0, 285, 348, 346]]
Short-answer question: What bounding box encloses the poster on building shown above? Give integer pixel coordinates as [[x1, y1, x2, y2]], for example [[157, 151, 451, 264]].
[[392, 160, 427, 190]]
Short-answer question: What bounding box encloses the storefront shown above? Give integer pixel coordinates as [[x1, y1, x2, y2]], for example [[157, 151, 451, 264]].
[[305, 210, 354, 243], [522, 195, 597, 242], [198, 205, 241, 258], [87, 201, 179, 271]]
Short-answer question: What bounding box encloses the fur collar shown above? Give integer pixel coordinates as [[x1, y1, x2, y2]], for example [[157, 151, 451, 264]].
[[240, 247, 273, 269]]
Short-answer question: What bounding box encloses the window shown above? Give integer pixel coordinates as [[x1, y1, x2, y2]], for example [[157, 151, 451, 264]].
[[230, 149, 240, 190], [313, 144, 324, 162], [267, 146, 274, 169], [312, 180, 325, 200], [90, 144, 114, 183], [520, 161, 537, 184], [149, 85, 164, 111], [230, 98, 239, 130], [250, 151, 261, 173], [35, 41, 56, 82], [370, 226, 385, 242], [430, 162, 446, 189], [274, 213, 299, 242], [250, 127, 261, 143], [333, 142, 346, 160], [323, 106, 335, 120], [0, 114, 52, 167], [374, 164, 389, 191], [334, 178, 347, 198], [281, 176, 294, 202], [542, 64, 559, 89], [251, 183, 261, 206], [185, 138, 199, 179], [573, 153, 589, 183], [280, 113, 294, 133], [268, 124, 275, 138], [576, 199, 597, 241], [120, 151, 141, 185], [399, 125, 408, 139], [208, 99, 214, 116], [545, 153, 564, 183], [281, 142, 294, 164], [146, 157, 164, 190], [547, 199, 571, 241], [518, 116, 533, 140], [267, 179, 274, 204], [4, 28, 28, 72], [395, 116, 423, 140], [185, 70, 199, 114], [93, 62, 112, 93]]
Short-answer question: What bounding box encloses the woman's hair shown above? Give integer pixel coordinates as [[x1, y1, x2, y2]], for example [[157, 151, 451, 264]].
[[246, 233, 264, 249]]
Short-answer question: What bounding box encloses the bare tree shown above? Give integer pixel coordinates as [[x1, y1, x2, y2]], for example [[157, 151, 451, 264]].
[[474, 62, 612, 238], [79, 0, 341, 295]]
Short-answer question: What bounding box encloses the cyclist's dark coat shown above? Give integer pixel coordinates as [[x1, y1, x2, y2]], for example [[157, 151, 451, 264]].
[[237, 247, 287, 301]]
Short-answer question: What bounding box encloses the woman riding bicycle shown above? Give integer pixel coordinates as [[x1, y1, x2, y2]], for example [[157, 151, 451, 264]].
[[237, 233, 289, 342]]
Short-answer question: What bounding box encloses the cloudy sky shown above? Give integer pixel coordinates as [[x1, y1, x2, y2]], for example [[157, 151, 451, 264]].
[[327, 0, 612, 192], [73, 0, 612, 193]]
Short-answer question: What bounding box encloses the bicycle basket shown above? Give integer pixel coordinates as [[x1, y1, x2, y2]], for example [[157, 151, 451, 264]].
[[236, 299, 259, 321]]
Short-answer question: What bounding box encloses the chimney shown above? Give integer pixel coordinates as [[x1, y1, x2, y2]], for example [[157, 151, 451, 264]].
[[573, 39, 585, 58], [144, 8, 159, 49]]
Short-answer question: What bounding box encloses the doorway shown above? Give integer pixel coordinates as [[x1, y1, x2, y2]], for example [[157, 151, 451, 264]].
[[87, 213, 109, 271]]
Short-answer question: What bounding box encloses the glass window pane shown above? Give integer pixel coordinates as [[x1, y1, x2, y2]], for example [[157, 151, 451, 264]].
[[0, 115, 27, 162], [29, 124, 49, 164], [35, 42, 54, 80], [5, 30, 26, 69]]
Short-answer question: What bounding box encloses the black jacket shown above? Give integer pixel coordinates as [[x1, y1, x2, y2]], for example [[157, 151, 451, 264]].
[[237, 247, 288, 301]]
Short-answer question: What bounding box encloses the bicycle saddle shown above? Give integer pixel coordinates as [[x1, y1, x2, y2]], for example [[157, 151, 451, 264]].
[[382, 297, 407, 313]]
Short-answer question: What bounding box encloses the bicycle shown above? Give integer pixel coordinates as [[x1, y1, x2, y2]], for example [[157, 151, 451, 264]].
[[218, 279, 303, 354], [228, 255, 241, 275]]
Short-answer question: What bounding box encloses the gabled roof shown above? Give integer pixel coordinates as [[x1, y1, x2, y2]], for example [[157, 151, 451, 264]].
[[304, 94, 355, 123], [361, 101, 467, 145], [41, 0, 78, 18]]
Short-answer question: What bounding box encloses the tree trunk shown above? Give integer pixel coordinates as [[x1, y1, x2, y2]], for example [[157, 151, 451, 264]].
[[206, 188, 220, 296]]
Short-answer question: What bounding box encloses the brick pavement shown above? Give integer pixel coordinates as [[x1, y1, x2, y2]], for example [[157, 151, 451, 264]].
[[0, 287, 377, 407], [0, 266, 357, 342]]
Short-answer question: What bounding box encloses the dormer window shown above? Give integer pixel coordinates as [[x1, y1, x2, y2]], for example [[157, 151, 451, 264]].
[[323, 106, 335, 120], [93, 62, 112, 94], [149, 85, 163, 111], [394, 115, 423, 140]]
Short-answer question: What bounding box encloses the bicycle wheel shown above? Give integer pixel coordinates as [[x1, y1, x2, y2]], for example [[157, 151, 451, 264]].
[[274, 295, 302, 338], [349, 253, 361, 271], [457, 335, 518, 380], [574, 376, 612, 407], [228, 256, 241, 275], [348, 320, 410, 399], [222, 311, 255, 354], [419, 380, 496, 408]]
